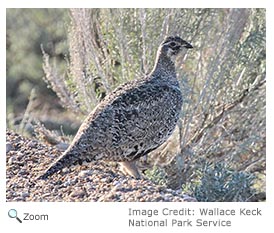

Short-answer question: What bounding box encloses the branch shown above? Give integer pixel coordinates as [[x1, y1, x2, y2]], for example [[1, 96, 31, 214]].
[[182, 79, 265, 150]]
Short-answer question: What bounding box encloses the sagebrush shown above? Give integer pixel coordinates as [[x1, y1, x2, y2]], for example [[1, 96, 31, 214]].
[[13, 8, 266, 201]]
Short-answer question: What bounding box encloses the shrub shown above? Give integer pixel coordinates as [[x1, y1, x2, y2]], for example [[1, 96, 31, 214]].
[[183, 162, 256, 202]]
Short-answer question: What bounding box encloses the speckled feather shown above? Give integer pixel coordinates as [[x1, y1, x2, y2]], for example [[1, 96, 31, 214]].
[[38, 36, 192, 180]]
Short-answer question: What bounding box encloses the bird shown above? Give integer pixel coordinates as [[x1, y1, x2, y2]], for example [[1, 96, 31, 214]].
[[38, 35, 193, 180]]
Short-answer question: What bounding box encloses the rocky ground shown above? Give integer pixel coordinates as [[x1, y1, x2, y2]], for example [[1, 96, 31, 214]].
[[6, 130, 196, 202]]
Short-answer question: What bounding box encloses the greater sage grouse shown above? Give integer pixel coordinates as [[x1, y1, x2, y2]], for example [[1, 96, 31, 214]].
[[38, 36, 193, 180]]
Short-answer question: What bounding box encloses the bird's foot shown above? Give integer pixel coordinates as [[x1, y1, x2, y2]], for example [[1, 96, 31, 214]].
[[119, 161, 142, 179]]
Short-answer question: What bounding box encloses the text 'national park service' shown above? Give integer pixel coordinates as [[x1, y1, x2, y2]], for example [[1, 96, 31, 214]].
[[128, 207, 262, 228]]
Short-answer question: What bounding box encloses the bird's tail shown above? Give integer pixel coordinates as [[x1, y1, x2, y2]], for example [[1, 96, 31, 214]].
[[37, 150, 80, 180]]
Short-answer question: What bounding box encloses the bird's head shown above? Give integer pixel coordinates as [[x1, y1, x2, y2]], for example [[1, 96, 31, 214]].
[[160, 36, 193, 57]]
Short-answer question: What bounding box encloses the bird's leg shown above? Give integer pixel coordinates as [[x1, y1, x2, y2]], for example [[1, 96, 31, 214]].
[[119, 160, 141, 179]]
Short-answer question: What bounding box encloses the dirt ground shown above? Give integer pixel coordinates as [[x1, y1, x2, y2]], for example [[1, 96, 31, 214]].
[[6, 130, 196, 202]]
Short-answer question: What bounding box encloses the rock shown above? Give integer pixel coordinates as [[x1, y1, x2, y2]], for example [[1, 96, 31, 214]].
[[21, 192, 30, 198], [7, 157, 15, 165], [69, 189, 86, 198], [56, 142, 69, 151], [6, 143, 13, 153], [78, 170, 93, 177], [6, 130, 197, 202]]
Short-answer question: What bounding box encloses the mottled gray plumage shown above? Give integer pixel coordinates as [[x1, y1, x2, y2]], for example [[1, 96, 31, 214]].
[[38, 36, 192, 180]]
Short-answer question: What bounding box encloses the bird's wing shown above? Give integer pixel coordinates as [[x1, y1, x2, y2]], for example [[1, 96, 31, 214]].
[[68, 79, 183, 161]]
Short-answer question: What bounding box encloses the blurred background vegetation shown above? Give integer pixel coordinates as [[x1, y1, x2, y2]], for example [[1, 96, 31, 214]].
[[6, 8, 265, 201]]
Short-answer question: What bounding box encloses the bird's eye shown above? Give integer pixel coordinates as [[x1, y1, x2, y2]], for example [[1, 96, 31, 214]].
[[170, 42, 176, 47]]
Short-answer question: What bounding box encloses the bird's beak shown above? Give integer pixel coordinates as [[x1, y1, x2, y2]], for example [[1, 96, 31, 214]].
[[183, 42, 193, 49]]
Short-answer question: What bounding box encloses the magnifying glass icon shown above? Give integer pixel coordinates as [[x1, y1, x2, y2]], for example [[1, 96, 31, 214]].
[[8, 209, 22, 223]]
